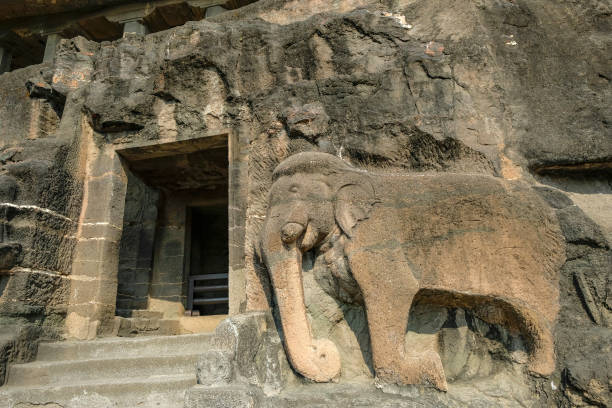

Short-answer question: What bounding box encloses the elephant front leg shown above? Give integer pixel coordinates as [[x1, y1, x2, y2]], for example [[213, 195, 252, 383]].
[[345, 242, 448, 391]]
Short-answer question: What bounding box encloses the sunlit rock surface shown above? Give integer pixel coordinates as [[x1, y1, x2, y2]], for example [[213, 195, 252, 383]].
[[0, 0, 609, 406]]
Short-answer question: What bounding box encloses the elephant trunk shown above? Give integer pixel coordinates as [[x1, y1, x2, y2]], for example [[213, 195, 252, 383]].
[[263, 228, 341, 382]]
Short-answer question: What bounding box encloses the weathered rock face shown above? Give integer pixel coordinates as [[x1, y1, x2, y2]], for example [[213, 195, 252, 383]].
[[0, 64, 82, 384], [0, 0, 609, 406]]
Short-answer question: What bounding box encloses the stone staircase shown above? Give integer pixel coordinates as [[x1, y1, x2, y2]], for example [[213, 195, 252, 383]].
[[0, 332, 214, 408], [114, 310, 180, 337]]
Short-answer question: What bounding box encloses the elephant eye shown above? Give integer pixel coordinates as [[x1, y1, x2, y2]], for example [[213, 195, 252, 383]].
[[289, 185, 299, 193]]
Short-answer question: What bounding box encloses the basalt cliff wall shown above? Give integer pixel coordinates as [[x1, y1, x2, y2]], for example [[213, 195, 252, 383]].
[[0, 0, 609, 406]]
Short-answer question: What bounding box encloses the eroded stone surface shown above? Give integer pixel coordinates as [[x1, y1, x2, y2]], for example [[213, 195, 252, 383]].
[[0, 0, 609, 406]]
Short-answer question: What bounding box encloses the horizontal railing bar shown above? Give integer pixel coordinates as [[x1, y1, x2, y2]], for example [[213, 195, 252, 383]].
[[193, 297, 229, 305], [193, 285, 228, 293], [189, 273, 228, 281]]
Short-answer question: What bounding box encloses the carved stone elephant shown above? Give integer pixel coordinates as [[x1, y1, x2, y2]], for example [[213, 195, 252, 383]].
[[260, 152, 564, 391]]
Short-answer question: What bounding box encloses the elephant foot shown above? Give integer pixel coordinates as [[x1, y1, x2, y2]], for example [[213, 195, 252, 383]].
[[528, 326, 555, 377], [308, 338, 342, 382], [376, 350, 448, 392], [527, 343, 555, 377], [289, 338, 341, 383]]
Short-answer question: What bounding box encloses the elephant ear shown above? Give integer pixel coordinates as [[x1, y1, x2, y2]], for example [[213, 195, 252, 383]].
[[335, 180, 376, 238]]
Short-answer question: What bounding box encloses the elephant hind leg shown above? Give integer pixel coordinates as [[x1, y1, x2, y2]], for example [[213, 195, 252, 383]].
[[362, 291, 448, 391], [345, 245, 448, 391], [517, 307, 555, 376], [528, 328, 555, 376], [485, 300, 555, 376], [473, 298, 555, 376], [417, 290, 555, 377]]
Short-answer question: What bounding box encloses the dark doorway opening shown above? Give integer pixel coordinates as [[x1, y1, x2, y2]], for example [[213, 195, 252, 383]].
[[115, 135, 231, 320], [187, 204, 229, 315]]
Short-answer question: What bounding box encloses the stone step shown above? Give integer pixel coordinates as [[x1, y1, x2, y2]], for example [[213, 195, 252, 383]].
[[0, 374, 195, 408], [114, 309, 166, 319], [116, 316, 181, 337], [6, 353, 201, 387], [36, 332, 214, 361], [131, 310, 165, 319]]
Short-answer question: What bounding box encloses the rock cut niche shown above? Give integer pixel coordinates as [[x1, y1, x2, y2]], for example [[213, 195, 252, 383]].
[[406, 291, 531, 382], [115, 135, 229, 328]]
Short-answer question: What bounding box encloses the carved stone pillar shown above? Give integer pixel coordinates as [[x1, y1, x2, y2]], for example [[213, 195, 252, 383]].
[[43, 33, 62, 63], [205, 5, 228, 18], [122, 20, 149, 36], [106, 8, 150, 36], [0, 46, 11, 73]]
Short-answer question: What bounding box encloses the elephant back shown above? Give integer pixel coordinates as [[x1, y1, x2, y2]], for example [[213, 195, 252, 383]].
[[367, 172, 564, 325]]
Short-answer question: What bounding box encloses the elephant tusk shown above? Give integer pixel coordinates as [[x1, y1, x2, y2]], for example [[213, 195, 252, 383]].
[[300, 222, 318, 252], [281, 222, 305, 243]]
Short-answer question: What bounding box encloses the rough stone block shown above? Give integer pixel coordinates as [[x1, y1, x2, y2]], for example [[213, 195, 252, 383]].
[[0, 243, 22, 272], [283, 102, 329, 141], [71, 278, 118, 306], [73, 237, 119, 264], [0, 175, 18, 201], [82, 175, 127, 224], [71, 256, 118, 283], [184, 385, 261, 408], [557, 206, 609, 248], [0, 64, 47, 143], [5, 267, 65, 300], [135, 256, 154, 269], [208, 312, 296, 391], [148, 282, 184, 298], [70, 259, 101, 278], [533, 186, 574, 209], [88, 152, 126, 179], [81, 221, 122, 241], [196, 350, 234, 385]]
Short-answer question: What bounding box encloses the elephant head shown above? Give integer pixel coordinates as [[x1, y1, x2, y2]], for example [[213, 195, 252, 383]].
[[260, 152, 376, 382]]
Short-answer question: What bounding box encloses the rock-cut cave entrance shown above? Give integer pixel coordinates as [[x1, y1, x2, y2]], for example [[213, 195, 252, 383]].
[[115, 134, 230, 324], [186, 205, 229, 316]]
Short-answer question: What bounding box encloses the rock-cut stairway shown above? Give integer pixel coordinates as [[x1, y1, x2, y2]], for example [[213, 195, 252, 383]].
[[0, 332, 214, 408]]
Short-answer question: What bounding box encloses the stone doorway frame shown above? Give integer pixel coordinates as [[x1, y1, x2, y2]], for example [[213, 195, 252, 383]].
[[65, 127, 246, 340]]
